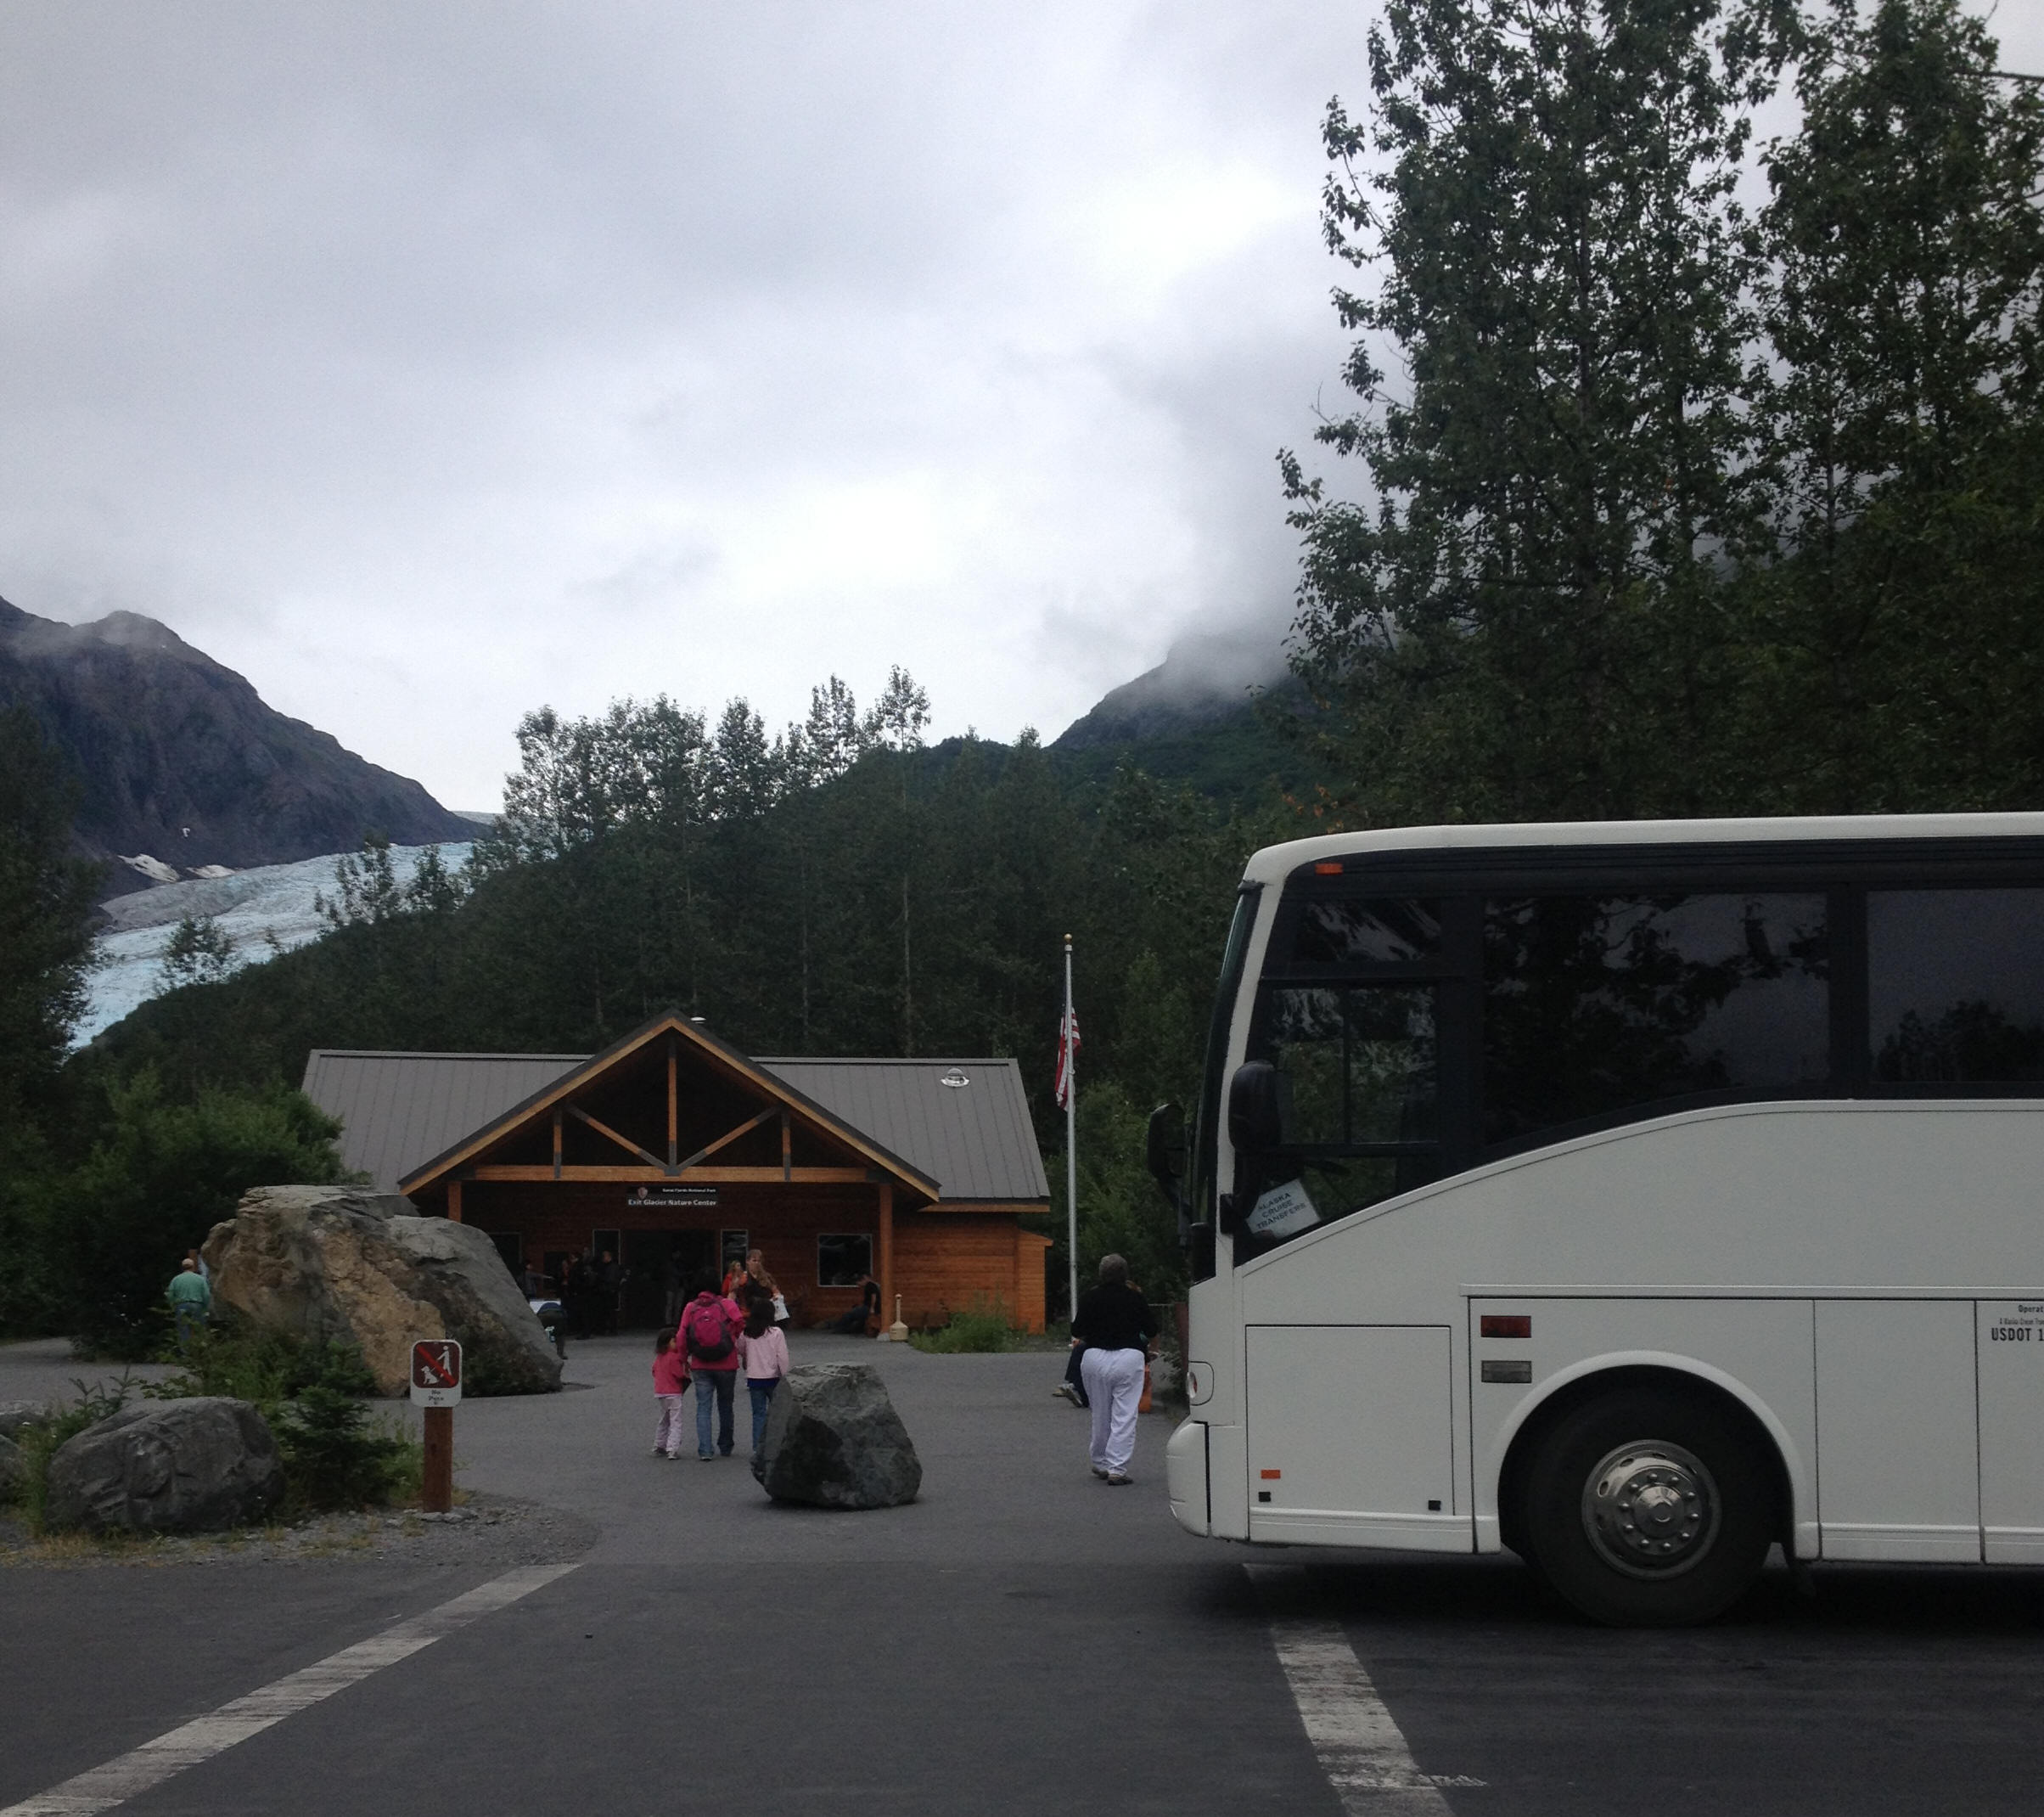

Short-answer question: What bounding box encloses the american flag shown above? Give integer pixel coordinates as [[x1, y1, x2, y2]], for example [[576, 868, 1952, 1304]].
[[1054, 1005, 1081, 1111]]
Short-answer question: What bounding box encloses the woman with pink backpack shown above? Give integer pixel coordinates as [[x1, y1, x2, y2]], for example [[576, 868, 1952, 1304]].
[[680, 1276, 744, 1460]]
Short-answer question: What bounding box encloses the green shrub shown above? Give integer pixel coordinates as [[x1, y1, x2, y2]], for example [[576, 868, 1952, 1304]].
[[272, 1387, 411, 1515], [144, 1319, 418, 1516], [911, 1296, 1019, 1353], [147, 1319, 377, 1406], [39, 1071, 355, 1359]]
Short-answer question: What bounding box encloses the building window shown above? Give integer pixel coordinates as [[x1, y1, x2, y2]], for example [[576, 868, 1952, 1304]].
[[817, 1233, 873, 1285]]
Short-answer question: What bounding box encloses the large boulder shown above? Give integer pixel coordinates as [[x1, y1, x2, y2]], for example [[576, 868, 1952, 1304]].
[[750, 1362, 922, 1510], [0, 1401, 47, 1442], [202, 1185, 563, 1397], [45, 1398, 283, 1533]]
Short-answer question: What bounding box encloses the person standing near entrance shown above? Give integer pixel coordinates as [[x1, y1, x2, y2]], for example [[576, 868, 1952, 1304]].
[[743, 1250, 785, 1323], [1071, 1254, 1153, 1485], [682, 1277, 743, 1460], [662, 1248, 688, 1328]]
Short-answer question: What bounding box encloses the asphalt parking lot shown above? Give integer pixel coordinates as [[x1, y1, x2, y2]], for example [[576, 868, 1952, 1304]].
[[4, 1331, 2042, 1816]]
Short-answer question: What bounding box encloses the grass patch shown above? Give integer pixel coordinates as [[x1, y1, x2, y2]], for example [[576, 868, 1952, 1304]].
[[909, 1297, 1023, 1353], [0, 1528, 163, 1569]]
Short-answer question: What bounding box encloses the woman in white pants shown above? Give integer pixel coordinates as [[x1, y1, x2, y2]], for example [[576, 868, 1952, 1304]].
[[1071, 1254, 1154, 1484]]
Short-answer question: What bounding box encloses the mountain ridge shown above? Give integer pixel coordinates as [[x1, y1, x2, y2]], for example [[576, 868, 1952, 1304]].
[[0, 596, 475, 894], [1048, 627, 1314, 801]]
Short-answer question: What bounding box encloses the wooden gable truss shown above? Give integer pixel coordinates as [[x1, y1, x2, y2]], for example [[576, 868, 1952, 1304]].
[[398, 1010, 939, 1212]]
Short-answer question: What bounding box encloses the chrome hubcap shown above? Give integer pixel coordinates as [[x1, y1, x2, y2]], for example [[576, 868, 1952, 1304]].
[[1581, 1440, 1719, 1578]]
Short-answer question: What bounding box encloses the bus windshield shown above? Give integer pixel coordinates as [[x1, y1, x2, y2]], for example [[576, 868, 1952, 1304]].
[[1190, 885, 1261, 1265]]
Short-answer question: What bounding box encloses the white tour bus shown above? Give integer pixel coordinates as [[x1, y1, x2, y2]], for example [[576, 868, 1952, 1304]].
[[1154, 813, 2044, 1623]]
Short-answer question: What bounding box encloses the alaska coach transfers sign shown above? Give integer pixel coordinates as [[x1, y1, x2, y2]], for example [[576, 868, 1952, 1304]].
[[409, 1338, 463, 1408]]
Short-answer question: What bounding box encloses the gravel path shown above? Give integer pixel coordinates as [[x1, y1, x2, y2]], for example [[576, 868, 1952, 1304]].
[[0, 1492, 597, 1571]]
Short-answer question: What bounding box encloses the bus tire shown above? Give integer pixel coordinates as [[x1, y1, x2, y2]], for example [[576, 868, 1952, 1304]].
[[1521, 1383, 1774, 1626]]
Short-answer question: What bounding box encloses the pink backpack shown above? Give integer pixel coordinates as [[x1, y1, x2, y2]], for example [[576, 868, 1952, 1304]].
[[684, 1299, 733, 1364]]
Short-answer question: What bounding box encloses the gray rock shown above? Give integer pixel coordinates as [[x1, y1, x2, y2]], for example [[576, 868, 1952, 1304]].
[[0, 1401, 48, 1441], [750, 1363, 921, 1510], [0, 1432, 25, 1503], [202, 1184, 562, 1397], [45, 1398, 284, 1534]]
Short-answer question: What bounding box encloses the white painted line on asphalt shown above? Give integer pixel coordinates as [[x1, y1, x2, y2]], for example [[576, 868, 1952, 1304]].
[[1247, 1563, 1473, 1814], [0, 1561, 582, 1817]]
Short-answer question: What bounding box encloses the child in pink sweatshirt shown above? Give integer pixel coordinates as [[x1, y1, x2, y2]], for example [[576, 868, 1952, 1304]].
[[737, 1299, 790, 1460], [652, 1328, 690, 1458]]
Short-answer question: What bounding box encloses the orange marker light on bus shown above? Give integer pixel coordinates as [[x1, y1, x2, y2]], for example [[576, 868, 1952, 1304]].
[[1261, 1468, 1282, 1479], [1314, 862, 1344, 875], [1480, 1314, 1531, 1339]]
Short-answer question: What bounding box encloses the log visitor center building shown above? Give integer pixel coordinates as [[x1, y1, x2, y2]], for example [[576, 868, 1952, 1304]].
[[302, 1012, 1053, 1333]]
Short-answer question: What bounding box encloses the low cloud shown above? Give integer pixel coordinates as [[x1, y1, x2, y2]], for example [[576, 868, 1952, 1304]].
[[10, 3, 2020, 804]]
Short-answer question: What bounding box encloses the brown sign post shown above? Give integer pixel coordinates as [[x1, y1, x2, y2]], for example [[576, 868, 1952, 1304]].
[[409, 1338, 463, 1513]]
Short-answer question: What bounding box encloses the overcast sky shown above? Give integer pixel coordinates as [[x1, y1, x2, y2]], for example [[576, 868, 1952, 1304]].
[[3, 3, 2037, 811]]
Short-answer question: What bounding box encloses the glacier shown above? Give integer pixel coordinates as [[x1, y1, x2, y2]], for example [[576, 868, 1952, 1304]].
[[79, 842, 474, 1047]]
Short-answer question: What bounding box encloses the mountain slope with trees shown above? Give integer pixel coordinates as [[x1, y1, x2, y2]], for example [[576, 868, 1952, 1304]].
[[71, 672, 1283, 1323]]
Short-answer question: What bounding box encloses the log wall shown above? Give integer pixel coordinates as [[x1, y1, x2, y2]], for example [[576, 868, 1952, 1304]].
[[446, 1179, 1048, 1333]]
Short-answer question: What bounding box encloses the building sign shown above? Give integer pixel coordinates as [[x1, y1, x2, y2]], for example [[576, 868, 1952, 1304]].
[[628, 1185, 718, 1209]]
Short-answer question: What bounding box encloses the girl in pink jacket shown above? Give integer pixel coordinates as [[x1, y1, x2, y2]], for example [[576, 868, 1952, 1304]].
[[651, 1328, 690, 1459], [737, 1299, 790, 1459]]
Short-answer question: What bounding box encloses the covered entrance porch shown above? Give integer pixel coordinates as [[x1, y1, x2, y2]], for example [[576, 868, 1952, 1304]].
[[399, 1012, 939, 1335]]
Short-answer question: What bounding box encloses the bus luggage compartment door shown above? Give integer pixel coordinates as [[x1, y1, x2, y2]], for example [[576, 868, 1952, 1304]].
[[1245, 1324, 1463, 1549]]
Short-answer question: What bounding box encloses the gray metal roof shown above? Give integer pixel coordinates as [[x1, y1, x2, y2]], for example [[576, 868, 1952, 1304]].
[[303, 1051, 581, 1195], [302, 1049, 1048, 1203], [760, 1058, 1050, 1205]]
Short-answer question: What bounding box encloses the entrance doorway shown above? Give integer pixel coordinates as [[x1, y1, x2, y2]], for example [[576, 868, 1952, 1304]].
[[621, 1229, 716, 1328]]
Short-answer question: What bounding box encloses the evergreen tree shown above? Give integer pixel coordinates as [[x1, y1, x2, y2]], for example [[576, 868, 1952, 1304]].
[[0, 706, 102, 1122], [1737, 0, 2044, 809], [1285, 0, 1789, 823], [158, 915, 235, 992]]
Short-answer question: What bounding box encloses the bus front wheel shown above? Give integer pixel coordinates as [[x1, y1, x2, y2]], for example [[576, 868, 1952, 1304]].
[[1521, 1384, 1774, 1626]]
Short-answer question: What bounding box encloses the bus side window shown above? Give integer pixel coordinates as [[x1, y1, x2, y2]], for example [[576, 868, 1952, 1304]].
[[1482, 892, 1829, 1146], [1870, 889, 2044, 1082]]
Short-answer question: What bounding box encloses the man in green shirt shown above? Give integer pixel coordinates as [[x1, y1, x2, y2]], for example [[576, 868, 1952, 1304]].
[[167, 1257, 211, 1349]]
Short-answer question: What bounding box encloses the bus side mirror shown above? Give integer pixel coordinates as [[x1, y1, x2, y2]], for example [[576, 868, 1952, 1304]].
[[1227, 1061, 1281, 1155], [1146, 1101, 1185, 1199]]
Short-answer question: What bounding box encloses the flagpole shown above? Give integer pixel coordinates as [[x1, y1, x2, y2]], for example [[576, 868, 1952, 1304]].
[[1064, 932, 1077, 1325]]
